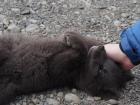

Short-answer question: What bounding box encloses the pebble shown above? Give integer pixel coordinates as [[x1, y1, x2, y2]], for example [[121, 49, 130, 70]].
[[72, 88, 77, 93], [93, 96, 101, 101], [21, 9, 30, 15], [26, 0, 33, 6], [121, 13, 129, 18], [64, 93, 81, 104], [40, 24, 46, 29], [63, 4, 68, 8], [39, 95, 44, 100], [105, 15, 111, 20], [0, 14, 6, 23], [7, 23, 20, 32], [28, 102, 35, 105], [23, 102, 27, 105], [11, 8, 20, 14], [32, 98, 40, 104], [57, 92, 64, 98], [74, 11, 80, 15], [86, 96, 94, 101], [40, 1, 47, 5], [0, 8, 3, 12], [29, 19, 38, 24], [108, 99, 119, 105], [25, 24, 39, 32], [108, 6, 117, 11], [132, 0, 137, 4], [50, 94, 54, 98], [21, 29, 26, 34], [3, 18, 10, 29], [113, 20, 121, 27], [45, 98, 60, 105]]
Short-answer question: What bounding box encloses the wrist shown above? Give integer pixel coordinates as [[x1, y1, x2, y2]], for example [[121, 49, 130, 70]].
[[104, 44, 134, 70]]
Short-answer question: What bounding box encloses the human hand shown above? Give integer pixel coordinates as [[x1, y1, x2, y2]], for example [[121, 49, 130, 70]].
[[104, 44, 134, 70]]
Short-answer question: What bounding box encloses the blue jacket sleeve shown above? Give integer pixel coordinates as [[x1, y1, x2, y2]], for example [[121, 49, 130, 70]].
[[120, 21, 140, 65]]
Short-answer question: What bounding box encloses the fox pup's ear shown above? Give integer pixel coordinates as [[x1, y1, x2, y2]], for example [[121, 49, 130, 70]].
[[87, 46, 107, 77], [88, 46, 107, 64], [63, 32, 88, 55]]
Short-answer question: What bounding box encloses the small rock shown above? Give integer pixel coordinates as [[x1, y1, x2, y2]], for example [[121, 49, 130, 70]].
[[132, 0, 137, 4], [0, 14, 5, 19], [40, 1, 47, 5], [45, 98, 59, 105], [0, 8, 3, 12], [11, 8, 20, 14], [7, 24, 20, 32], [22, 96, 28, 103], [26, 0, 33, 6], [93, 96, 101, 101], [51, 2, 56, 5], [21, 29, 26, 34], [32, 98, 40, 104], [39, 95, 44, 100], [29, 19, 38, 24], [86, 96, 94, 101], [57, 92, 64, 98], [3, 0, 8, 3], [0, 15, 6, 23], [72, 88, 77, 93], [63, 4, 68, 8], [121, 13, 129, 18], [105, 15, 111, 20], [40, 24, 46, 29], [21, 9, 30, 15], [108, 99, 119, 105], [28, 102, 35, 105], [50, 94, 54, 98], [23, 102, 27, 105], [113, 20, 121, 27], [74, 11, 80, 15], [31, 94, 36, 99], [25, 24, 39, 32], [64, 93, 80, 104], [79, 92, 86, 99], [108, 6, 117, 11]]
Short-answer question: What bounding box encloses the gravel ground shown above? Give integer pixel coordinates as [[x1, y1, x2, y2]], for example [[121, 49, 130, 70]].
[[0, 0, 140, 105]]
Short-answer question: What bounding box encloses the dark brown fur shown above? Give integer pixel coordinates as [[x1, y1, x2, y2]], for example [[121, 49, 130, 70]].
[[0, 32, 133, 105]]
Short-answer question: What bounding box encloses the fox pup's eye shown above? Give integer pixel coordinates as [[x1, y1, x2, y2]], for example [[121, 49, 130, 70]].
[[98, 65, 103, 73]]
